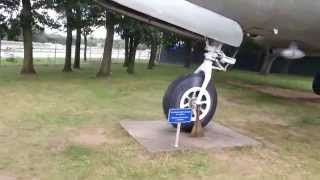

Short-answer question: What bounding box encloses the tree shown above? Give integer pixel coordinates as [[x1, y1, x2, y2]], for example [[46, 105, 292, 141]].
[[1, 0, 58, 74], [83, 27, 93, 62], [0, 1, 19, 38], [117, 18, 146, 74], [72, 0, 104, 67], [63, 8, 73, 72], [126, 31, 141, 74], [21, 0, 59, 74], [126, 25, 144, 74], [81, 1, 104, 62], [51, 0, 78, 72], [0, 17, 7, 65], [123, 29, 130, 67], [20, 0, 36, 74], [0, 2, 20, 65], [6, 19, 21, 41], [117, 17, 130, 67], [97, 11, 116, 77], [0, 4, 10, 64], [73, 2, 82, 69], [144, 27, 162, 70]]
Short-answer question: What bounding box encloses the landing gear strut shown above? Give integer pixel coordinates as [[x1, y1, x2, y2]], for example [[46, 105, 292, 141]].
[[163, 41, 237, 132]]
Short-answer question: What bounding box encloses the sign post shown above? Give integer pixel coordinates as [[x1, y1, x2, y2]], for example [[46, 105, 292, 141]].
[[174, 123, 181, 148], [168, 108, 192, 148]]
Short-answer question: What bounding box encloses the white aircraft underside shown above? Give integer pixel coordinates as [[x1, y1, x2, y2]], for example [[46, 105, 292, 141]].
[[98, 0, 320, 56], [187, 0, 320, 55]]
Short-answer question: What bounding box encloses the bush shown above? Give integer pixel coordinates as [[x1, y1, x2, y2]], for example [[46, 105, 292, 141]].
[[5, 56, 17, 63]]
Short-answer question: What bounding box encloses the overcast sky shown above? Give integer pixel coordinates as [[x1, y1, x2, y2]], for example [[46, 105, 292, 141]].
[[45, 26, 108, 39], [44, 10, 120, 40]]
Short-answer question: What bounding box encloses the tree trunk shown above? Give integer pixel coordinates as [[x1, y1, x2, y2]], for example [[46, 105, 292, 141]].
[[184, 40, 192, 68], [97, 11, 115, 77], [123, 34, 129, 67], [281, 60, 293, 74], [20, 0, 36, 74], [313, 72, 320, 95], [74, 27, 81, 69], [63, 10, 73, 72], [260, 48, 278, 75], [0, 37, 2, 66], [127, 37, 139, 74], [83, 34, 87, 62], [74, 7, 81, 69], [148, 41, 157, 69]]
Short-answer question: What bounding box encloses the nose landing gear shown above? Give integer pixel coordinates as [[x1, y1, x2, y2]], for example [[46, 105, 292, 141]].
[[162, 73, 217, 132], [162, 41, 237, 132]]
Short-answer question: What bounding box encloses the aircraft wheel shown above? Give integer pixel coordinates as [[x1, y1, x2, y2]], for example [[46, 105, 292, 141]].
[[162, 73, 217, 132], [313, 72, 320, 95]]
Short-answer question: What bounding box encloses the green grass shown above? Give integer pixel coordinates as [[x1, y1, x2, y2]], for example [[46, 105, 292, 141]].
[[218, 69, 313, 91], [0, 63, 319, 180], [0, 58, 148, 66], [0, 58, 66, 65]]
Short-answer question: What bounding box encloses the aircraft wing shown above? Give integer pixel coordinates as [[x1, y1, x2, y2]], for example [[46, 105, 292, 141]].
[[95, 0, 243, 47]]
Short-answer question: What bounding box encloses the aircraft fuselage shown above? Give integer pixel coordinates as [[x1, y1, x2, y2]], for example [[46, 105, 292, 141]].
[[187, 0, 320, 54]]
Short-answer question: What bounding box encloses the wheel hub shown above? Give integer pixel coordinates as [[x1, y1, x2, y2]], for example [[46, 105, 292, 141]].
[[179, 87, 211, 121], [189, 98, 197, 109]]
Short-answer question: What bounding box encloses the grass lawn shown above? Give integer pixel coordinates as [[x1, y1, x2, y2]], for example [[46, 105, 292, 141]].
[[0, 58, 147, 66], [0, 63, 319, 180]]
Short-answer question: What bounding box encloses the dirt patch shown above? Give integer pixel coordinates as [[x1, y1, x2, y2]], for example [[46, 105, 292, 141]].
[[48, 127, 108, 151], [69, 127, 107, 147], [47, 136, 69, 153], [228, 81, 320, 103], [0, 175, 16, 180]]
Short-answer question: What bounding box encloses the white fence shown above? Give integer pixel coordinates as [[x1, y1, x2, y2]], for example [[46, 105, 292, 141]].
[[0, 40, 151, 62]]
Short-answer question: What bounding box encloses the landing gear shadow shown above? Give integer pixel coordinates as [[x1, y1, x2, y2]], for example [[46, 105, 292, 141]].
[[163, 73, 217, 132]]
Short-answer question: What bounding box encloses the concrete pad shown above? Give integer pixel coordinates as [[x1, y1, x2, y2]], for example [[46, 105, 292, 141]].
[[120, 121, 260, 153], [0, 175, 16, 180]]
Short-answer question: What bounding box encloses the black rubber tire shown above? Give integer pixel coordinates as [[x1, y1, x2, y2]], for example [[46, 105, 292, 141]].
[[313, 72, 320, 95], [162, 74, 190, 117], [162, 73, 218, 132]]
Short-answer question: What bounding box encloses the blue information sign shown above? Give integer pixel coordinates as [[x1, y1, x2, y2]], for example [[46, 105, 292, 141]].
[[168, 108, 192, 124]]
